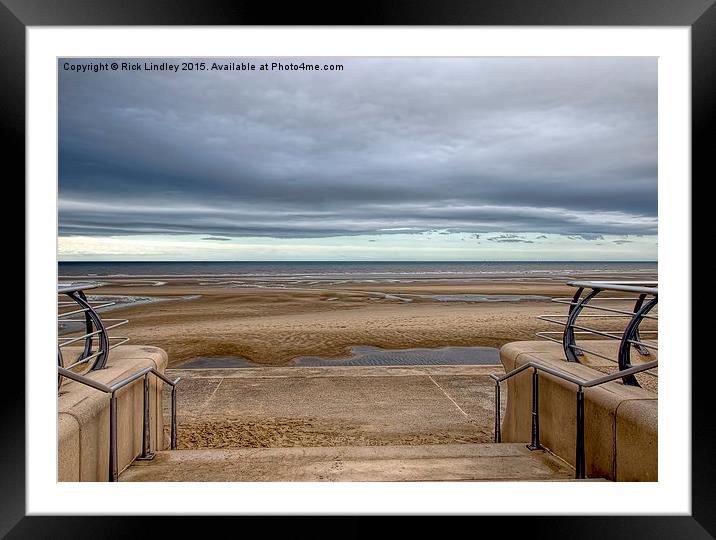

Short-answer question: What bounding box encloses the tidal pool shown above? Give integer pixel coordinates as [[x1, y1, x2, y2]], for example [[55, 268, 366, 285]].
[[176, 345, 500, 369]]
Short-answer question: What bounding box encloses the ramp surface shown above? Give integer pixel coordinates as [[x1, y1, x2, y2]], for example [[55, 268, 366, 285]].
[[120, 443, 576, 482]]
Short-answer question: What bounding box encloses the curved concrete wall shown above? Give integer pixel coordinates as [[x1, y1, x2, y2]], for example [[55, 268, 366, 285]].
[[58, 346, 168, 482], [500, 341, 657, 481]]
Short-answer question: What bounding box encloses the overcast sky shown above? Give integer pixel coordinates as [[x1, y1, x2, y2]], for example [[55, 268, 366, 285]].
[[58, 57, 657, 261]]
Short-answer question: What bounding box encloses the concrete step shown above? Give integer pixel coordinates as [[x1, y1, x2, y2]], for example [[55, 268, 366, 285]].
[[119, 443, 592, 482]]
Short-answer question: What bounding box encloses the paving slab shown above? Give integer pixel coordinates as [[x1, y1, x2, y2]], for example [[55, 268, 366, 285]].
[[161, 365, 505, 449], [120, 443, 577, 482]]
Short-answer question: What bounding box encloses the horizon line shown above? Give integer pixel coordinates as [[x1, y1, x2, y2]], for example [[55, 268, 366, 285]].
[[58, 259, 658, 264]]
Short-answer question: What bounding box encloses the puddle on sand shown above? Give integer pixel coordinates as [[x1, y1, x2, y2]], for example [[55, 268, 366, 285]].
[[412, 294, 550, 302], [175, 345, 500, 369]]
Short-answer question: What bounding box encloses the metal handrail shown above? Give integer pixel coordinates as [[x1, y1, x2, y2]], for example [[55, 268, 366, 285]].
[[568, 280, 657, 294], [490, 359, 657, 479], [536, 280, 658, 386], [550, 299, 658, 319], [58, 282, 130, 384], [58, 365, 181, 482]]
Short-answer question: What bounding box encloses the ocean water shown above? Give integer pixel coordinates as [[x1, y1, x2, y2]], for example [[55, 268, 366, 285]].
[[58, 261, 657, 281]]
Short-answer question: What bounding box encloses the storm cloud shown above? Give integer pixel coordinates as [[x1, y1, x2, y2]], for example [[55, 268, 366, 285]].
[[59, 57, 657, 240]]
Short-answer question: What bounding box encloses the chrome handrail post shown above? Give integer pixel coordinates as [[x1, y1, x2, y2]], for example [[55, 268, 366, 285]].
[[138, 374, 155, 460], [109, 392, 118, 482], [527, 367, 542, 450], [171, 385, 178, 450], [575, 386, 585, 479], [494, 380, 501, 443]]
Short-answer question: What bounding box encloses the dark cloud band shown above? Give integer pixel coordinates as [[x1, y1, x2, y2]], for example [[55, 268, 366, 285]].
[[59, 57, 657, 240]]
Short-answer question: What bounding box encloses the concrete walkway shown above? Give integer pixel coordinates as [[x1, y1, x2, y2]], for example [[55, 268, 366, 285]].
[[120, 443, 577, 481], [161, 365, 504, 449], [120, 364, 588, 481]]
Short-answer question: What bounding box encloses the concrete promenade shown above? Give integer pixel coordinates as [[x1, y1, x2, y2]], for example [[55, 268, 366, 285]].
[[160, 365, 504, 449], [122, 364, 578, 481]]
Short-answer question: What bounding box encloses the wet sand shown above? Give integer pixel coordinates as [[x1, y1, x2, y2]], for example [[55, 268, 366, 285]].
[[76, 276, 655, 367]]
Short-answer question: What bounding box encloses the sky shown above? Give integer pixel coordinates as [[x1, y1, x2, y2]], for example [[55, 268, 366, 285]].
[[58, 57, 657, 261]]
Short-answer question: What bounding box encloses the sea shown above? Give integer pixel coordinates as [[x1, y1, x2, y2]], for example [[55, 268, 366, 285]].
[[58, 261, 657, 282]]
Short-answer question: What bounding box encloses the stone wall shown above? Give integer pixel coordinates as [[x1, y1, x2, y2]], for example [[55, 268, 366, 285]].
[[500, 341, 657, 481], [58, 346, 168, 482]]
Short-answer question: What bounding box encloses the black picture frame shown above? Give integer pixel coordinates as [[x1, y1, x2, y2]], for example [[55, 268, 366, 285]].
[[5, 0, 714, 536]]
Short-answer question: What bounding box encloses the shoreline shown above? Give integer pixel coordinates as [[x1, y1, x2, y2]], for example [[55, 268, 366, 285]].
[[64, 274, 655, 367]]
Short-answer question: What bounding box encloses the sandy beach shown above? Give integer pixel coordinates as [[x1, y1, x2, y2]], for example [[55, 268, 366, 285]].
[[75, 276, 655, 368]]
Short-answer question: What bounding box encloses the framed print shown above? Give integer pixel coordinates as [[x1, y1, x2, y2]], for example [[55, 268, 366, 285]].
[[6, 0, 715, 536]]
